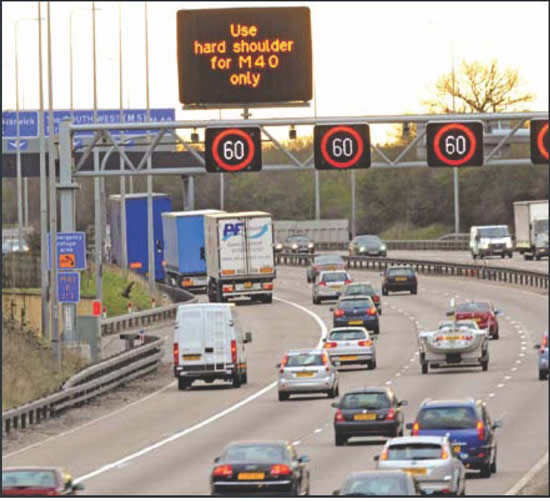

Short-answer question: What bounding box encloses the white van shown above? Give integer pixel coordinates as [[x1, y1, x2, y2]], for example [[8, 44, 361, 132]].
[[469, 225, 513, 259], [173, 303, 252, 390]]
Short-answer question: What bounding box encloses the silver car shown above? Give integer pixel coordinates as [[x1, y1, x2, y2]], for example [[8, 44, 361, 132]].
[[322, 327, 376, 369], [374, 435, 466, 496], [277, 349, 339, 401], [312, 270, 352, 304]]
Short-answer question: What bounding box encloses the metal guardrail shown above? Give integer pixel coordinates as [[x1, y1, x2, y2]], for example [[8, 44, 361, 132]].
[[311, 239, 469, 251], [276, 254, 548, 290], [2, 285, 197, 435]]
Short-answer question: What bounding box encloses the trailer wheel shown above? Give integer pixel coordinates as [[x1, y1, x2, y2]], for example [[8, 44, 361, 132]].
[[481, 360, 489, 371], [421, 363, 428, 374]]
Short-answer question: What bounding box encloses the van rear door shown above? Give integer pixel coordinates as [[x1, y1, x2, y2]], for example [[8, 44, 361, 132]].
[[176, 308, 204, 364], [204, 306, 230, 368]]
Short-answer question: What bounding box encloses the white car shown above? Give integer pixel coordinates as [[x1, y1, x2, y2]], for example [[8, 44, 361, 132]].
[[322, 327, 376, 369], [312, 270, 352, 304]]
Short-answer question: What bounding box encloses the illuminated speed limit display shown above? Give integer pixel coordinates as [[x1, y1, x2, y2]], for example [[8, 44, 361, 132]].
[[313, 124, 371, 170], [205, 127, 262, 173], [427, 121, 484, 167], [530, 119, 549, 165]]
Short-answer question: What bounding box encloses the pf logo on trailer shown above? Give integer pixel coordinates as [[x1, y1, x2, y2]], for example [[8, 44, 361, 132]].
[[427, 121, 484, 167], [530, 119, 549, 165], [314, 124, 371, 169], [205, 127, 262, 173]]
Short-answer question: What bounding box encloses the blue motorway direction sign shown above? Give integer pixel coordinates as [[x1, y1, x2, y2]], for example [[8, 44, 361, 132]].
[[2, 109, 175, 138], [7, 139, 28, 151], [57, 272, 80, 303], [48, 232, 87, 271]]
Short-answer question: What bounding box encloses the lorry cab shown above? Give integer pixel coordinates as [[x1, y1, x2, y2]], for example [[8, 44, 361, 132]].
[[469, 225, 513, 259], [173, 303, 252, 390]]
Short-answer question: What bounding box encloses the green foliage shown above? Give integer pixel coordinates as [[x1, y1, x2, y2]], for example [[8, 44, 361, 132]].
[[380, 223, 452, 240]]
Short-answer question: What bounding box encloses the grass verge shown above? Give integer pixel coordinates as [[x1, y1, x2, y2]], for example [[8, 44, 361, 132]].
[[380, 223, 453, 240]]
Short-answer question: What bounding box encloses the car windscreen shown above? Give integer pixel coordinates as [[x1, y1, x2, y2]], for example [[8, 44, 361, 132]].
[[387, 443, 443, 461], [388, 268, 414, 277], [344, 284, 376, 296], [288, 236, 309, 243], [478, 227, 509, 238], [315, 256, 344, 265], [456, 302, 490, 312], [342, 475, 409, 496], [329, 329, 367, 341], [285, 353, 323, 367], [338, 299, 373, 310], [2, 470, 57, 488], [321, 272, 349, 282], [222, 444, 288, 463], [417, 406, 478, 429], [340, 393, 390, 409], [357, 236, 381, 245]]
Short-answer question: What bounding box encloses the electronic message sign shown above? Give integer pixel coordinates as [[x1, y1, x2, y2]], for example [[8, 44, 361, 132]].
[[177, 7, 312, 105], [530, 119, 549, 165], [205, 127, 262, 173], [427, 121, 484, 167], [314, 124, 371, 170]]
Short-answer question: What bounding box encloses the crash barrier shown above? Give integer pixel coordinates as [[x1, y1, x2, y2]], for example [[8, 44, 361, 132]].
[[2, 283, 196, 435], [275, 254, 548, 290]]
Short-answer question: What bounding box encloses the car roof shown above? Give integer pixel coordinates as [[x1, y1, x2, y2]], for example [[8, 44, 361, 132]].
[[356, 234, 380, 239], [330, 327, 369, 333], [2, 467, 61, 473], [343, 386, 390, 395], [421, 398, 477, 408], [224, 440, 288, 448], [339, 295, 372, 301], [286, 348, 323, 354], [385, 436, 447, 446], [387, 265, 414, 270], [344, 281, 374, 287], [319, 269, 348, 275], [346, 470, 409, 479]]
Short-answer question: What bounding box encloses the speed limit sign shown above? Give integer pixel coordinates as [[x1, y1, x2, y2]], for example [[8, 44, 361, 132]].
[[427, 121, 484, 167], [530, 119, 549, 165], [205, 127, 262, 173], [314, 124, 371, 170]]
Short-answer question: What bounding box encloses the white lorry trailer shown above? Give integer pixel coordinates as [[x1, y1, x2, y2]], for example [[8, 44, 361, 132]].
[[205, 211, 276, 304], [513, 200, 549, 260]]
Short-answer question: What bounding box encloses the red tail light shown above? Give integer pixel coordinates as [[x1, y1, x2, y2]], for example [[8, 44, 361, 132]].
[[322, 352, 330, 371], [324, 341, 338, 349], [412, 421, 420, 435], [344, 280, 352, 284], [441, 447, 449, 460], [271, 464, 291, 476], [335, 409, 344, 422], [385, 408, 396, 421], [319, 281, 327, 287], [380, 449, 388, 461], [173, 343, 179, 366], [358, 340, 372, 347], [231, 340, 237, 365], [334, 309, 344, 317], [223, 285, 234, 293], [213, 464, 233, 477], [440, 488, 450, 494], [280, 354, 288, 373], [477, 420, 485, 440], [367, 307, 377, 315], [372, 295, 380, 302]]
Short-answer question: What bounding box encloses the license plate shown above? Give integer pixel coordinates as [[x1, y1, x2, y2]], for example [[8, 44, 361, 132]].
[[348, 320, 363, 325], [453, 445, 461, 454], [443, 336, 461, 341], [183, 354, 201, 361], [238, 472, 265, 481], [244, 281, 253, 288], [402, 468, 427, 475], [339, 355, 358, 361], [353, 413, 376, 420], [182, 280, 194, 287], [394, 277, 407, 281], [296, 371, 315, 377]]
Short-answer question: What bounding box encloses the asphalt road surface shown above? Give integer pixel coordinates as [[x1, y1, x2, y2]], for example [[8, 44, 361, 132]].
[[3, 266, 548, 496]]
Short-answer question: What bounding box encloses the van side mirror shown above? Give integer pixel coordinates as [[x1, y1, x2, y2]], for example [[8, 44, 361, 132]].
[[298, 455, 310, 463], [73, 483, 85, 492], [399, 400, 408, 407], [156, 239, 162, 252], [493, 420, 503, 429], [495, 309, 502, 315], [406, 423, 413, 430], [332, 490, 340, 496], [244, 332, 252, 343], [214, 457, 220, 463], [329, 307, 334, 312], [446, 311, 454, 317], [534, 344, 541, 349], [275, 363, 281, 368], [373, 455, 380, 462]]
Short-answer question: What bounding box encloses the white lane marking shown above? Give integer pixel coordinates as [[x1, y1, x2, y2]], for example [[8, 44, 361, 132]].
[[410, 358, 415, 363], [520, 353, 526, 357], [511, 368, 517, 372], [385, 380, 392, 385], [505, 376, 511, 380], [74, 380, 278, 483], [489, 393, 496, 398], [497, 383, 505, 388], [274, 295, 328, 348], [3, 380, 177, 460], [314, 428, 323, 434], [516, 360, 521, 364], [506, 453, 549, 495], [403, 366, 409, 370], [292, 440, 301, 446], [518, 330, 523, 334], [73, 293, 325, 484], [395, 373, 401, 377]]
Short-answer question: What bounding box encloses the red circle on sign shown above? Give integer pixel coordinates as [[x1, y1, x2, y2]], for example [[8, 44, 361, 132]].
[[320, 126, 364, 168], [537, 123, 549, 160], [212, 128, 255, 172], [433, 123, 477, 166]]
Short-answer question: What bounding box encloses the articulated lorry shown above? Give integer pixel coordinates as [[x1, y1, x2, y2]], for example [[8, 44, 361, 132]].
[[513, 200, 549, 260], [205, 211, 276, 304], [161, 210, 224, 291]]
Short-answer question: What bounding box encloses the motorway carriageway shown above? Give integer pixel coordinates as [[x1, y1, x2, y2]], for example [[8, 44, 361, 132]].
[[3, 266, 548, 496]]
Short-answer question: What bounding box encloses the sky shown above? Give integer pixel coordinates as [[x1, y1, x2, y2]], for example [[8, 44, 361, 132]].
[[2, 1, 549, 144]]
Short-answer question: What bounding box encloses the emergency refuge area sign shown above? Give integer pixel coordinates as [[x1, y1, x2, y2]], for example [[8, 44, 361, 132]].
[[48, 232, 87, 270], [177, 7, 312, 105]]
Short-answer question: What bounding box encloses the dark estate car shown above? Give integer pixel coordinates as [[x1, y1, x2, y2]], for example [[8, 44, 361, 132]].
[[341, 281, 382, 314], [333, 471, 422, 496], [306, 254, 347, 283], [284, 235, 315, 254], [2, 467, 84, 496], [331, 295, 380, 334], [332, 387, 408, 446], [382, 266, 418, 295], [453, 301, 501, 339], [210, 440, 310, 496], [348, 235, 387, 257]]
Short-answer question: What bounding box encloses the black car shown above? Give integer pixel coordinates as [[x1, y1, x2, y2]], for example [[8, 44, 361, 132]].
[[382, 266, 418, 295], [348, 235, 387, 257], [306, 254, 347, 283], [331, 295, 380, 334], [332, 387, 408, 446], [210, 440, 310, 496], [333, 471, 422, 496], [284, 235, 315, 254]]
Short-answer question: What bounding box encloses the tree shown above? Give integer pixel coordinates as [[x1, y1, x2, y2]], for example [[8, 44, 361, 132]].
[[424, 59, 535, 113]]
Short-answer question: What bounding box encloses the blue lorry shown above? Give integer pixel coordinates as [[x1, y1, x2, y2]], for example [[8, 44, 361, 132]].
[[109, 193, 172, 282], [161, 210, 224, 291]]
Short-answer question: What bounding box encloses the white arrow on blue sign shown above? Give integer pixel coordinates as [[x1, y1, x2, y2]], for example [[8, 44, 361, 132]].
[[7, 139, 28, 151]]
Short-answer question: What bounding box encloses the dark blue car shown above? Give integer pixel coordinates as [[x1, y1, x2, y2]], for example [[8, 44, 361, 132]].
[[408, 398, 502, 478], [331, 296, 380, 334]]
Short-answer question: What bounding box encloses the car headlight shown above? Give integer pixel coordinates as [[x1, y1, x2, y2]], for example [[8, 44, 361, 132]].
[[506, 242, 512, 248], [359, 246, 366, 252], [292, 244, 298, 249], [381, 244, 386, 250], [308, 243, 314, 248], [480, 242, 489, 249], [275, 243, 283, 250]]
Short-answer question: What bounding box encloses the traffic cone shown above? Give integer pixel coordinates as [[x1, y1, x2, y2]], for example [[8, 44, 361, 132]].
[[128, 301, 132, 313], [102, 307, 107, 319]]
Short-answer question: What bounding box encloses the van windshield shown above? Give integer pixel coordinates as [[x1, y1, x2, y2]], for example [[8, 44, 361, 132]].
[[478, 227, 509, 238]]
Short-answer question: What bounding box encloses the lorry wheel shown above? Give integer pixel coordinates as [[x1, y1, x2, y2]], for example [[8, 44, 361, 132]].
[[262, 294, 273, 304], [278, 391, 289, 401], [536, 254, 541, 261], [178, 377, 189, 391], [366, 360, 375, 370], [411, 288, 417, 295], [525, 254, 533, 261], [232, 373, 242, 388], [241, 371, 248, 384], [539, 370, 548, 380], [481, 360, 489, 371], [313, 296, 320, 305], [335, 433, 347, 446], [508, 253, 513, 258], [382, 288, 388, 296], [421, 363, 428, 374]]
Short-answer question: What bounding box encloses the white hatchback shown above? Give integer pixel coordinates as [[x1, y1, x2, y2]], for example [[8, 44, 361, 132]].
[[312, 270, 352, 304]]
